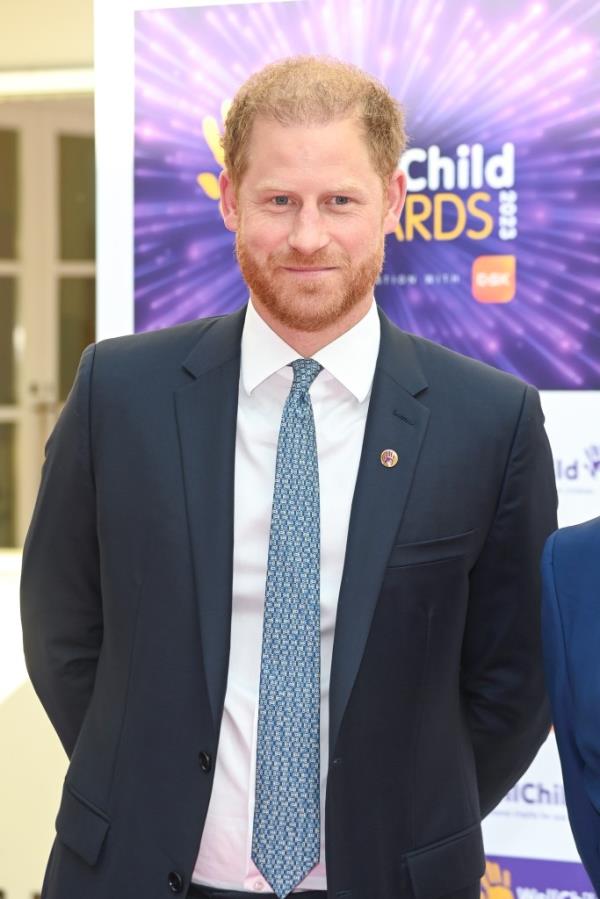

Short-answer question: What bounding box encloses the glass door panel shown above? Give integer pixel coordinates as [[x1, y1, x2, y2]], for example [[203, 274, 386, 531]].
[[0, 423, 15, 547], [59, 277, 95, 401], [0, 277, 16, 405], [59, 134, 95, 261], [0, 129, 18, 259], [0, 125, 19, 547]]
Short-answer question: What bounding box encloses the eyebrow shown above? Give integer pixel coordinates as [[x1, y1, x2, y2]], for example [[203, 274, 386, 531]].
[[252, 182, 367, 195]]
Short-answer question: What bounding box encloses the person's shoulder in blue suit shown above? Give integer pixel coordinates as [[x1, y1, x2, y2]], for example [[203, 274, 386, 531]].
[[542, 516, 600, 891]]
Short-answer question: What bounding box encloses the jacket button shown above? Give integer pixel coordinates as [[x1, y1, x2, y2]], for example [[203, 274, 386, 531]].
[[332, 757, 343, 768], [198, 750, 213, 772], [168, 871, 184, 893]]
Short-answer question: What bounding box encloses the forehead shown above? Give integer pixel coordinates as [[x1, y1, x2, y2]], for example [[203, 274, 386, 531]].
[[241, 115, 379, 187]]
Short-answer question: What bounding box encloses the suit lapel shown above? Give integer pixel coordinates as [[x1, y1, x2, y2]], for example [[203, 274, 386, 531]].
[[329, 312, 430, 755], [174, 305, 429, 751], [174, 307, 246, 731]]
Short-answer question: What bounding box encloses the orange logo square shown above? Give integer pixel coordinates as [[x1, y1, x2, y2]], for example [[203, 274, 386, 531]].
[[472, 255, 516, 303]]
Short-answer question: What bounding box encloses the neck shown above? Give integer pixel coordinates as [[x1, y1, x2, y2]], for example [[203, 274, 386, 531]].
[[250, 296, 373, 357]]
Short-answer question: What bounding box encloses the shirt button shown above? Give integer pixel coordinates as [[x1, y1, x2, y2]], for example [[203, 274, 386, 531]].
[[167, 871, 184, 893], [253, 879, 266, 891], [198, 751, 213, 772]]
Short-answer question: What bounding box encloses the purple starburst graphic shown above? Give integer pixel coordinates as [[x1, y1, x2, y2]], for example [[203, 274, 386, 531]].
[[135, 0, 600, 388]]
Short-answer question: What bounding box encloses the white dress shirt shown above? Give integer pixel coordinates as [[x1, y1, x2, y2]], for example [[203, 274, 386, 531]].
[[193, 299, 380, 892]]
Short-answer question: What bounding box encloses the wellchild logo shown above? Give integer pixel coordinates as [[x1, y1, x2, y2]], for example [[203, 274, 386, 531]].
[[504, 782, 565, 807], [396, 142, 517, 243], [484, 857, 597, 899], [554, 446, 600, 491], [495, 779, 566, 823], [196, 101, 231, 201], [194, 108, 517, 248], [481, 861, 515, 899], [515, 890, 595, 899], [585, 446, 600, 477]]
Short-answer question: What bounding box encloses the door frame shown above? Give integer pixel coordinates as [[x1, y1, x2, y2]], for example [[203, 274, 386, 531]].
[[0, 97, 94, 545]]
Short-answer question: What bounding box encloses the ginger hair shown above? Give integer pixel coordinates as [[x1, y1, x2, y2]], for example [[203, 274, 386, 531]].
[[222, 56, 406, 188]]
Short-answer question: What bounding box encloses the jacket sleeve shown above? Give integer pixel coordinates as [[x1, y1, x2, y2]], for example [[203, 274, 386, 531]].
[[461, 384, 558, 817], [20, 344, 102, 758], [541, 528, 600, 892]]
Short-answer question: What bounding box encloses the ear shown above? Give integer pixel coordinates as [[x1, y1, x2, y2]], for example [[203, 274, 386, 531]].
[[219, 169, 239, 232], [383, 169, 407, 235]]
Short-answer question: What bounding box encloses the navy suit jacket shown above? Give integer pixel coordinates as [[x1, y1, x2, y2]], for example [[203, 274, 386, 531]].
[[21, 306, 557, 899], [542, 517, 600, 892]]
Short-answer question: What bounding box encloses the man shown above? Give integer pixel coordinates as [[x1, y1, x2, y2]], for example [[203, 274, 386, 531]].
[[542, 517, 600, 892], [21, 57, 557, 899]]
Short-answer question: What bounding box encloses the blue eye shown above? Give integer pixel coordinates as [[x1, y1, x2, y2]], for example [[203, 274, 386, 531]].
[[333, 196, 350, 205], [273, 196, 289, 206]]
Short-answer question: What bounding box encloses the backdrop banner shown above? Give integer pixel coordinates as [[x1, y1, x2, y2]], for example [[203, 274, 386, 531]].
[[108, 0, 600, 893], [134, 0, 600, 390]]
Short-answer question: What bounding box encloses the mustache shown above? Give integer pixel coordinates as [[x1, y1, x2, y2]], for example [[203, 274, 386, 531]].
[[270, 249, 351, 269]]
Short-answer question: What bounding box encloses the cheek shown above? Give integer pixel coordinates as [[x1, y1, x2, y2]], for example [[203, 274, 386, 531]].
[[241, 218, 290, 256], [335, 220, 381, 256]]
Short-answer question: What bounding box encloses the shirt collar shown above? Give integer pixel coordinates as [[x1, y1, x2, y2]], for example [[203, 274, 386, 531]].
[[241, 298, 380, 403]]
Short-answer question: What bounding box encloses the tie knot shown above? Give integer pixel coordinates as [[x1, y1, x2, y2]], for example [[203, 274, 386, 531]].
[[290, 358, 322, 394]]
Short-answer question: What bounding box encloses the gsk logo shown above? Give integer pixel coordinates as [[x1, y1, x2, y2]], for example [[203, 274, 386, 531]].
[[472, 255, 516, 303]]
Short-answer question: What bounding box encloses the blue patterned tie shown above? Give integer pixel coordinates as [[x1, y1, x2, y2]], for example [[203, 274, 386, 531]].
[[252, 358, 323, 899]]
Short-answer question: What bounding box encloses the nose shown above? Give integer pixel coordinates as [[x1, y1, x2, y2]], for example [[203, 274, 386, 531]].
[[287, 205, 330, 256]]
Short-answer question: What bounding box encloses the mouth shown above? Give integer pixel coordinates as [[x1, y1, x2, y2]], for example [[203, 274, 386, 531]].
[[281, 266, 337, 276]]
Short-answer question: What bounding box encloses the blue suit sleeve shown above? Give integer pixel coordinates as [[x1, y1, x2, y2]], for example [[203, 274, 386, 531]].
[[542, 526, 600, 892]]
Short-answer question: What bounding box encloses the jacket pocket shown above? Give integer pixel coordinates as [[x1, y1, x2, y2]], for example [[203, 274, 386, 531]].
[[387, 529, 475, 568], [55, 781, 110, 867], [404, 822, 485, 899]]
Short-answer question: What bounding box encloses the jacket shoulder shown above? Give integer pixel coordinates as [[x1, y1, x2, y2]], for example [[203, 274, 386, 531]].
[[94, 314, 223, 366], [409, 330, 529, 400], [543, 517, 600, 628], [548, 516, 600, 568], [88, 308, 246, 391]]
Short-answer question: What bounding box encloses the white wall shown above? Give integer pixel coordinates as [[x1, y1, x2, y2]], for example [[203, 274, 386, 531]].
[[0, 0, 93, 70], [0, 552, 68, 899]]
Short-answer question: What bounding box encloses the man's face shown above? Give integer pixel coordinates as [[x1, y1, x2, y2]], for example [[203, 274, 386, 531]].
[[219, 115, 405, 334]]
